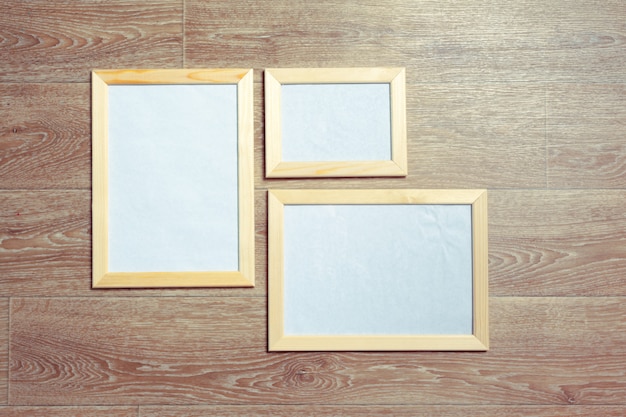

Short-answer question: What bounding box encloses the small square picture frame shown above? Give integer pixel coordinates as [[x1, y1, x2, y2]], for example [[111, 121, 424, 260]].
[[268, 189, 488, 351], [265, 67, 407, 178]]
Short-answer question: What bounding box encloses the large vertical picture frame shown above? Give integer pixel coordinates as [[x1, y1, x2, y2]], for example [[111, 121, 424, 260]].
[[268, 189, 488, 351], [92, 69, 254, 288], [265, 68, 407, 178]]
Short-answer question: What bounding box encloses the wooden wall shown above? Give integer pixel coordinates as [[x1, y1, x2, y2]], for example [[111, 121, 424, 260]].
[[1, 0, 625, 415]]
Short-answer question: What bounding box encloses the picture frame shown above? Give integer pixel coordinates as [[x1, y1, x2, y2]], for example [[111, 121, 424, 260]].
[[92, 68, 254, 288], [268, 189, 488, 351], [265, 68, 407, 178]]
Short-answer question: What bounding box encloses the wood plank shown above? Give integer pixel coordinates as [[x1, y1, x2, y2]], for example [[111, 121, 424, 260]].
[[490, 189, 626, 296], [541, 1, 626, 82], [4, 189, 625, 298], [2, 82, 547, 191], [0, 0, 623, 414], [139, 405, 626, 417], [257, 83, 546, 189], [0, 191, 92, 296], [9, 297, 626, 405], [405, 83, 545, 189], [547, 84, 626, 188], [0, 299, 7, 405], [0, 1, 182, 83], [0, 407, 136, 417], [0, 190, 267, 297], [186, 0, 625, 83], [0, 84, 91, 189], [185, 0, 549, 83]]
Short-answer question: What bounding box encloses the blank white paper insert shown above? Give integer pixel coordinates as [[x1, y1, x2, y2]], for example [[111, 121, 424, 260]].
[[283, 204, 473, 335], [107, 84, 239, 272]]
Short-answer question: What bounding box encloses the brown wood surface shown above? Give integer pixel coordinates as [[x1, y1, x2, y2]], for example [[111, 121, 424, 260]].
[[548, 84, 626, 188], [0, 407, 137, 417], [140, 405, 626, 417], [490, 189, 626, 296], [186, 0, 626, 83], [9, 297, 626, 405], [258, 83, 547, 189], [1, 0, 625, 414], [0, 190, 268, 297], [0, 84, 91, 189], [3, 189, 625, 297], [0, 1, 182, 83], [541, 1, 626, 83], [0, 299, 7, 404], [0, 81, 550, 191]]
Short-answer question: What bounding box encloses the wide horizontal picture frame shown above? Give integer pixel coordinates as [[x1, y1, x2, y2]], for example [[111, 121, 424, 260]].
[[92, 68, 254, 288], [265, 67, 407, 178], [268, 189, 488, 351]]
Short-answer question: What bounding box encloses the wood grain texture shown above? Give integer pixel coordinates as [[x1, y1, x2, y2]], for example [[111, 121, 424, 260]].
[[186, 0, 625, 83], [0, 0, 182, 83], [139, 405, 626, 417], [237, 69, 257, 286], [185, 0, 545, 83], [490, 189, 626, 296], [257, 83, 546, 189], [91, 74, 108, 286], [547, 84, 626, 188], [541, 1, 626, 82], [0, 407, 137, 417], [0, 83, 90, 189], [1, 0, 625, 413], [0, 298, 7, 404], [0, 190, 267, 297], [0, 191, 91, 295], [4, 189, 624, 298], [9, 297, 626, 405], [0, 81, 562, 192], [94, 68, 251, 84], [407, 83, 546, 189]]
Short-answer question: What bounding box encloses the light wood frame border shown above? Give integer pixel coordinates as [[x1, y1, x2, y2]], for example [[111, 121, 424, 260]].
[[92, 68, 254, 288], [265, 68, 407, 178], [268, 189, 488, 351]]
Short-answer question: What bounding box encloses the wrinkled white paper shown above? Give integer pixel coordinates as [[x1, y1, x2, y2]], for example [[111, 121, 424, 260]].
[[281, 83, 391, 162], [107, 84, 239, 272], [283, 204, 473, 335]]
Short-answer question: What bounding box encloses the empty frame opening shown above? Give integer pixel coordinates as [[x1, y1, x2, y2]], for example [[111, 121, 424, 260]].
[[281, 83, 392, 162], [282, 204, 473, 336], [107, 84, 239, 273]]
